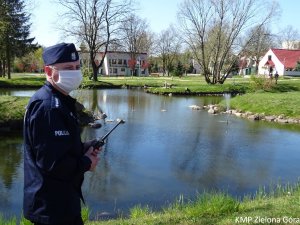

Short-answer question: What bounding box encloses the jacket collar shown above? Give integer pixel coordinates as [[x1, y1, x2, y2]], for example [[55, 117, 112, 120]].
[[44, 81, 77, 109]]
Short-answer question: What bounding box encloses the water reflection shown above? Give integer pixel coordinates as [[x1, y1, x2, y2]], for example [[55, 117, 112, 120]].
[[170, 118, 272, 194], [77, 89, 300, 216], [0, 134, 23, 217], [1, 89, 300, 218]]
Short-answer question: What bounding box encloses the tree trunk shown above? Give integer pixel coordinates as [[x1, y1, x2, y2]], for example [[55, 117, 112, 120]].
[[0, 60, 3, 77], [6, 36, 11, 79], [91, 61, 98, 81]]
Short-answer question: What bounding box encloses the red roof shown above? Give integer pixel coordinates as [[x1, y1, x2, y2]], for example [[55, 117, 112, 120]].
[[271, 48, 300, 69]]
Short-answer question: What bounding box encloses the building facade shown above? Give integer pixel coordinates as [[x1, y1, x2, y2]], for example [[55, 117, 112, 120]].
[[258, 48, 300, 76], [238, 56, 258, 76], [96, 51, 149, 76]]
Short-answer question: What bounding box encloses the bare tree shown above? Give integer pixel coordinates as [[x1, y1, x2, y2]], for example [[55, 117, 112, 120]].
[[121, 14, 149, 53], [118, 14, 154, 75], [242, 25, 276, 74], [156, 25, 181, 76], [277, 25, 300, 49], [57, 0, 132, 81], [178, 0, 279, 84]]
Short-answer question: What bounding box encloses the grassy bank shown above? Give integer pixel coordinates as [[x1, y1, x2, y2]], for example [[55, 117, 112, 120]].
[[0, 96, 29, 131], [1, 75, 300, 126], [95, 76, 250, 94], [0, 75, 45, 88], [1, 75, 300, 121], [2, 182, 300, 225], [85, 183, 300, 225], [227, 92, 300, 119]]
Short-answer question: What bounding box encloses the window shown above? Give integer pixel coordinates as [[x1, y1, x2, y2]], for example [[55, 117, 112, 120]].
[[268, 55, 272, 60], [121, 68, 125, 72], [112, 59, 117, 64], [123, 60, 127, 65], [118, 59, 122, 65], [113, 68, 118, 74]]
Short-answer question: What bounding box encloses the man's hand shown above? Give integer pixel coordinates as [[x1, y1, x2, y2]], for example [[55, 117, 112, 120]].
[[83, 139, 99, 153], [84, 146, 100, 171]]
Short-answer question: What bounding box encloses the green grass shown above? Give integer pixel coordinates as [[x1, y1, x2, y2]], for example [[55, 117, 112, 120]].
[[85, 182, 300, 225], [1, 75, 300, 126], [0, 215, 17, 225], [95, 76, 251, 94], [2, 73, 300, 94], [0, 96, 29, 123], [226, 92, 300, 118], [0, 75, 45, 88], [3, 182, 299, 225]]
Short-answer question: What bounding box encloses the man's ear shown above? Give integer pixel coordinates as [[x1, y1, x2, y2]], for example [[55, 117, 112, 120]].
[[44, 66, 52, 77]]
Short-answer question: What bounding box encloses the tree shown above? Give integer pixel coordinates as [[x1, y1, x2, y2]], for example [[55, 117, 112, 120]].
[[120, 14, 151, 53], [57, 0, 132, 81], [13, 47, 43, 73], [179, 50, 194, 75], [178, 0, 278, 84], [119, 14, 153, 75], [156, 25, 181, 76], [174, 61, 184, 77], [295, 61, 300, 71], [0, 0, 37, 78], [277, 25, 300, 49], [242, 25, 276, 74]]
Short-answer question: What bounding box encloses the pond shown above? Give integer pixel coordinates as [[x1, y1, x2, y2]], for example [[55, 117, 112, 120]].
[[1, 88, 300, 219]]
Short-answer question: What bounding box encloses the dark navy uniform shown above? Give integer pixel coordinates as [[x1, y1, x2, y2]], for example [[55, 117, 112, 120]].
[[23, 81, 91, 224]]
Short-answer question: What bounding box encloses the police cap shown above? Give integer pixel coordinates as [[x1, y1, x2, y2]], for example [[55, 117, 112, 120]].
[[42, 43, 79, 66]]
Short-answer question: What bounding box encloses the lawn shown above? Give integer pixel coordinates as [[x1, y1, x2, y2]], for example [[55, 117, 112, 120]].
[[228, 92, 300, 118]]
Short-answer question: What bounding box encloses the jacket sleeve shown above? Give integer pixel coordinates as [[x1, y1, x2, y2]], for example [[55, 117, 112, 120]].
[[28, 102, 91, 181]]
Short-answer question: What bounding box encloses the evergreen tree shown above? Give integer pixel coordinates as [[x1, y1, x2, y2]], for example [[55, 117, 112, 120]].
[[0, 0, 37, 78], [295, 61, 300, 71], [174, 61, 184, 77]]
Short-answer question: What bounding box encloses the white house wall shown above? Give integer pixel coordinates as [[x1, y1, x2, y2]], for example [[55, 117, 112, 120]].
[[99, 52, 149, 76], [258, 49, 284, 76]]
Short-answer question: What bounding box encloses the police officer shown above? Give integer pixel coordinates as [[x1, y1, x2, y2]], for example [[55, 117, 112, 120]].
[[23, 43, 100, 225]]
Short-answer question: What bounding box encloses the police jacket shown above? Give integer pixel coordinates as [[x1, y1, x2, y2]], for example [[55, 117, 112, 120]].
[[23, 81, 91, 224]]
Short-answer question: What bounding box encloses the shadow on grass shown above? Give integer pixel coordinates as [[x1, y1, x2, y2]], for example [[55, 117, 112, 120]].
[[271, 83, 300, 92]]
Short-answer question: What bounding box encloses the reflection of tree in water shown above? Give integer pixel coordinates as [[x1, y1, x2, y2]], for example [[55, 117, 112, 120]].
[[170, 117, 271, 194], [90, 89, 106, 119], [202, 96, 223, 106], [0, 135, 22, 189], [83, 139, 134, 204], [80, 90, 145, 207]]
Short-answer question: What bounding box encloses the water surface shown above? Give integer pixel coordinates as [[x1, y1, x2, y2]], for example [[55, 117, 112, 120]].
[[1, 88, 300, 219]]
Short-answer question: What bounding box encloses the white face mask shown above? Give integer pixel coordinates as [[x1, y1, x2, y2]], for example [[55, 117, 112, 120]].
[[54, 70, 83, 94]]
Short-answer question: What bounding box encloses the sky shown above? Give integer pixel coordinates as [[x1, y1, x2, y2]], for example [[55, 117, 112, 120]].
[[30, 0, 300, 47]]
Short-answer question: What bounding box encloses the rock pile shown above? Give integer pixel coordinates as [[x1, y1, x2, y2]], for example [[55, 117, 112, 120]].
[[190, 104, 300, 124], [225, 109, 300, 124]]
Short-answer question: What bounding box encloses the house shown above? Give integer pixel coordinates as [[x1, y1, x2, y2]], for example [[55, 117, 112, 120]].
[[258, 48, 300, 76], [238, 56, 258, 75], [96, 51, 149, 76], [79, 50, 149, 76]]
